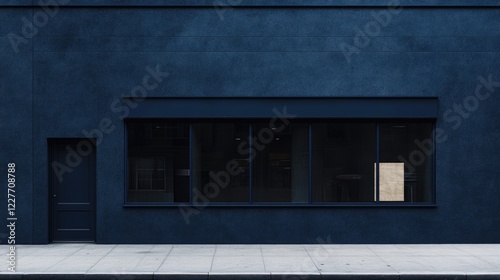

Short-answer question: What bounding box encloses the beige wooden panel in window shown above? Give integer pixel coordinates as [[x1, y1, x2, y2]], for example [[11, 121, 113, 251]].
[[375, 162, 405, 201]]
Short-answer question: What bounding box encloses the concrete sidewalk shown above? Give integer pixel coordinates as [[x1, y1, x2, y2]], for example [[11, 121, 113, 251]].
[[1, 244, 500, 279]]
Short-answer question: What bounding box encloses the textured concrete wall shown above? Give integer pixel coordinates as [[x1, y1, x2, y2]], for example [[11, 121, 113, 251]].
[[0, 7, 33, 244], [1, 3, 499, 243]]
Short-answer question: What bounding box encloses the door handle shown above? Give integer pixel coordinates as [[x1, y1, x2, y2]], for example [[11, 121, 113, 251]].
[[53, 194, 56, 198]]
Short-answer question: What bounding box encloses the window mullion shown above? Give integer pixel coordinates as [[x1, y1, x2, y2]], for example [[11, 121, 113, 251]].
[[189, 123, 193, 204], [249, 123, 253, 204], [308, 123, 312, 204], [376, 123, 380, 203]]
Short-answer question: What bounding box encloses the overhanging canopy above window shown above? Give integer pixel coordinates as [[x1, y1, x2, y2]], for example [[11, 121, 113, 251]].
[[124, 97, 438, 119]]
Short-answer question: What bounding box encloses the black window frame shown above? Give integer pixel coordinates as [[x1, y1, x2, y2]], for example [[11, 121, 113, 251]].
[[124, 118, 436, 207]]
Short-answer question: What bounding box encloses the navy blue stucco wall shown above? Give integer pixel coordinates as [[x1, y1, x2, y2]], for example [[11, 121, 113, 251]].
[[1, 2, 499, 244], [0, 7, 33, 244]]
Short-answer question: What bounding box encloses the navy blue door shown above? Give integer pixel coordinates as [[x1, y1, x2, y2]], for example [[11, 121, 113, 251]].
[[49, 139, 96, 242]]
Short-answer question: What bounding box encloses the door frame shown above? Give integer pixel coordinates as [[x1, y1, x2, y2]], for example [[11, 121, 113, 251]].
[[48, 138, 96, 243]]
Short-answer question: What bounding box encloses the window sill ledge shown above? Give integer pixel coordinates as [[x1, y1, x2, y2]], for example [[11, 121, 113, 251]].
[[123, 202, 437, 208]]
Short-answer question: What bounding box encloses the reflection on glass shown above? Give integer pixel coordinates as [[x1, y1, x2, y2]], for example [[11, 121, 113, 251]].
[[192, 123, 249, 202], [379, 123, 434, 202], [312, 123, 376, 202], [133, 158, 166, 190], [252, 123, 309, 203]]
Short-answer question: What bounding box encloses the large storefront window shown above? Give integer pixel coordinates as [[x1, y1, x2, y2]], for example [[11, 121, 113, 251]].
[[126, 120, 435, 205]]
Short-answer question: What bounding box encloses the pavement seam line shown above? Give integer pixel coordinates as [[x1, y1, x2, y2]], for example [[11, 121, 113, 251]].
[[133, 246, 151, 272], [209, 244, 217, 272], [43, 243, 88, 272], [367, 245, 400, 274], [155, 244, 174, 272], [260, 244, 267, 272], [86, 244, 117, 273], [452, 244, 500, 269], [304, 244, 321, 274]]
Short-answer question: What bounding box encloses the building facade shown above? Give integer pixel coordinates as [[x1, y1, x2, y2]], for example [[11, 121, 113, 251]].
[[1, 0, 499, 244]]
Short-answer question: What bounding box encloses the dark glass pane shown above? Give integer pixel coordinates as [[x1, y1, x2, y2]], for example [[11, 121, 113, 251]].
[[192, 123, 249, 202], [152, 123, 166, 139], [138, 179, 151, 190], [138, 170, 149, 181], [312, 123, 376, 202], [252, 122, 309, 203], [127, 121, 189, 203], [379, 123, 434, 202]]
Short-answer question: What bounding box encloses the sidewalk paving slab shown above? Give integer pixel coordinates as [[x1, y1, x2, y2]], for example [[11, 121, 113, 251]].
[[1, 273, 500, 280], [2, 244, 500, 280]]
